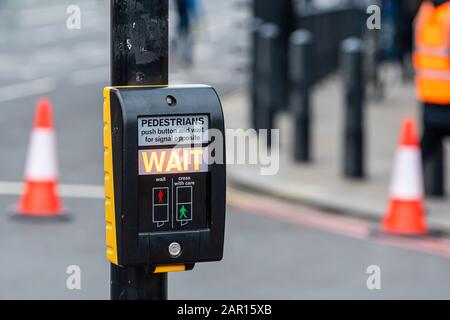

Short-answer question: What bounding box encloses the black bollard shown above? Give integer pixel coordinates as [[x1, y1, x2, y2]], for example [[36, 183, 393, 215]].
[[341, 37, 365, 179], [250, 17, 263, 130], [365, 28, 384, 102], [256, 23, 281, 148], [289, 29, 313, 162]]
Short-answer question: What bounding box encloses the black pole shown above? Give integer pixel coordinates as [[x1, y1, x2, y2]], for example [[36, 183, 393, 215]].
[[341, 37, 365, 179], [111, 0, 168, 86], [110, 0, 168, 300], [289, 29, 313, 162], [110, 264, 168, 300]]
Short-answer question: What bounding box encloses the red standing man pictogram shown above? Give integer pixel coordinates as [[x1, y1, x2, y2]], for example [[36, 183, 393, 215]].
[[157, 189, 165, 204]]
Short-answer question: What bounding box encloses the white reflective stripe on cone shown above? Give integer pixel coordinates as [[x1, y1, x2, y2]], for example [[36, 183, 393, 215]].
[[24, 128, 58, 181], [390, 147, 424, 200]]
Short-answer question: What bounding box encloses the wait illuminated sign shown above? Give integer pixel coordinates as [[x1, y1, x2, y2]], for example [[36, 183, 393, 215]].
[[139, 147, 208, 175]]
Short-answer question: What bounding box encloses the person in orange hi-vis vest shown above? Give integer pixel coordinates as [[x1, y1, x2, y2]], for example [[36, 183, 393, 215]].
[[413, 0, 450, 197]]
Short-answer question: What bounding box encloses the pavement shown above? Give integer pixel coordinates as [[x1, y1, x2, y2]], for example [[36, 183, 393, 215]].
[[226, 66, 450, 234]]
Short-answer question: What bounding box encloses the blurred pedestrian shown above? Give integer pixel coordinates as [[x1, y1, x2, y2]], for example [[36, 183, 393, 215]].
[[398, 0, 421, 80], [380, 0, 400, 60], [173, 0, 202, 66], [413, 0, 450, 196]]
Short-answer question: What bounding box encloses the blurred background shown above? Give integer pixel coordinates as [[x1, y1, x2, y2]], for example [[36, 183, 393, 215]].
[[1, 0, 450, 299]]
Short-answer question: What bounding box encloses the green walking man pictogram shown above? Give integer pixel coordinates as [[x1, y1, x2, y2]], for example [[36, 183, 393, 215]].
[[179, 205, 188, 220]]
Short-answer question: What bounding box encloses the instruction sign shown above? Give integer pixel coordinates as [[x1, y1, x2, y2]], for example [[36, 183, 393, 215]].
[[138, 115, 209, 147]]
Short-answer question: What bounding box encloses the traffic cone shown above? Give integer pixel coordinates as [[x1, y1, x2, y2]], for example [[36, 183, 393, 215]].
[[14, 98, 65, 219], [381, 117, 428, 236]]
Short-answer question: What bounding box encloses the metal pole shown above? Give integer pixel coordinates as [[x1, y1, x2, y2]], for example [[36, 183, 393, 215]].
[[289, 29, 313, 162], [110, 264, 167, 300], [341, 37, 365, 179], [110, 0, 168, 300], [111, 0, 169, 86]]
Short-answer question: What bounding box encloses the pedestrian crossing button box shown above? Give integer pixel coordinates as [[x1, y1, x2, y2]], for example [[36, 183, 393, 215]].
[[103, 85, 226, 271]]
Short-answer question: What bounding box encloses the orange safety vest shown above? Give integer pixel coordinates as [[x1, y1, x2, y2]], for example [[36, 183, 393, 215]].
[[413, 1, 450, 105]]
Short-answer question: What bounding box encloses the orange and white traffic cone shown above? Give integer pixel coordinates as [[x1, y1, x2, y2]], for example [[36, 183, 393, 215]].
[[14, 98, 65, 219], [381, 117, 428, 236]]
